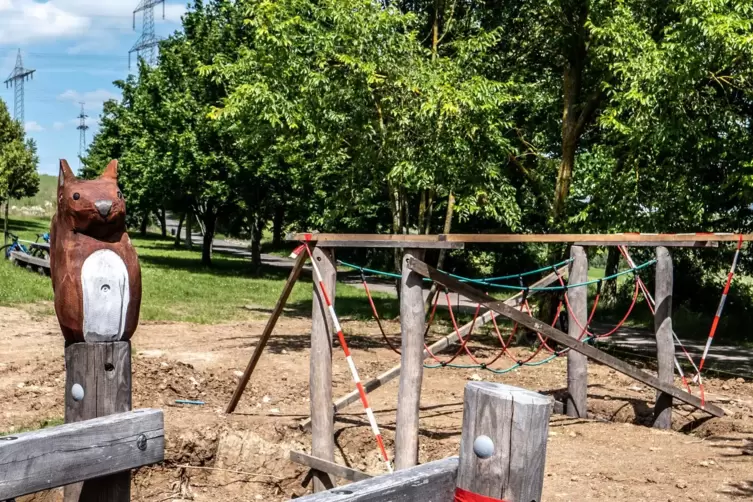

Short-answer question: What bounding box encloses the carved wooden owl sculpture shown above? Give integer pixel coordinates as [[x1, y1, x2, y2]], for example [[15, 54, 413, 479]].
[[50, 159, 142, 343]]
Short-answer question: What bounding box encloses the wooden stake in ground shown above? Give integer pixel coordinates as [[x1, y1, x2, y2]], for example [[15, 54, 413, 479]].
[[654, 246, 674, 429], [64, 341, 132, 502], [394, 249, 426, 470], [226, 250, 308, 413], [310, 246, 337, 492], [456, 382, 551, 501], [567, 245, 588, 418], [406, 257, 724, 418]]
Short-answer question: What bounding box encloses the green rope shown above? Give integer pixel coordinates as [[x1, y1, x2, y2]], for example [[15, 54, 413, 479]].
[[338, 258, 656, 292]]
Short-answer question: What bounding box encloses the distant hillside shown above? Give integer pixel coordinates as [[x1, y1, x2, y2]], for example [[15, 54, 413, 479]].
[[8, 174, 57, 218]]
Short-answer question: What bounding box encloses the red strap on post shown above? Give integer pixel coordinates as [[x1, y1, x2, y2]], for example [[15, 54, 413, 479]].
[[454, 488, 509, 502]]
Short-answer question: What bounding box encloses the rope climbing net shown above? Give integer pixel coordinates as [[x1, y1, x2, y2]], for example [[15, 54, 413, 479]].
[[295, 238, 743, 471]]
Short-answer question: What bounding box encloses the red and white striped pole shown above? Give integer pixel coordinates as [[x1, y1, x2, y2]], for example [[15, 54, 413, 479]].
[[299, 241, 393, 473], [696, 235, 744, 378]]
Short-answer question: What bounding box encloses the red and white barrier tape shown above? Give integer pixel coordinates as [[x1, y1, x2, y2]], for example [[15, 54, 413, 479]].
[[301, 241, 393, 474]]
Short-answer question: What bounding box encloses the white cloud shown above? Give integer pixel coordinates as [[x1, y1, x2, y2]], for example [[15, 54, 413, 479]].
[[25, 120, 44, 132], [0, 1, 186, 46], [53, 121, 65, 131], [0, 1, 90, 45]]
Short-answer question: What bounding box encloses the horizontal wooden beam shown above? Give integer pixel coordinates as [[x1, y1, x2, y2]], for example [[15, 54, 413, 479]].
[[574, 241, 718, 248], [406, 258, 725, 418], [10, 251, 50, 268], [290, 451, 372, 483], [0, 409, 164, 500], [298, 265, 568, 432], [288, 232, 750, 245], [295, 457, 458, 501], [308, 240, 463, 249]]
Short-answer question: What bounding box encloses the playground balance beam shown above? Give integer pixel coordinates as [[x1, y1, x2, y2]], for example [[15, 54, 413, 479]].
[[288, 232, 747, 247], [405, 257, 725, 418]]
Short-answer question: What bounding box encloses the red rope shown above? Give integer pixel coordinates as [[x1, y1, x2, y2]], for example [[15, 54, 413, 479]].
[[362, 277, 402, 355]]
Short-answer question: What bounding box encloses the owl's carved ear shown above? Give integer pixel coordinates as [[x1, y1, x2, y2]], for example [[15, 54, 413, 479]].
[[58, 159, 76, 191], [101, 159, 118, 180]]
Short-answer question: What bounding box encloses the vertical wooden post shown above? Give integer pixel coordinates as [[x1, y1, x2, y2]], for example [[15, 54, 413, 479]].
[[567, 245, 588, 418], [394, 249, 426, 471], [654, 246, 674, 429], [456, 382, 551, 501], [310, 246, 336, 492], [64, 342, 132, 502]]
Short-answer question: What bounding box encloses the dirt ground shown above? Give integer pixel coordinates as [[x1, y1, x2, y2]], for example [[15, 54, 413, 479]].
[[2, 304, 753, 501]]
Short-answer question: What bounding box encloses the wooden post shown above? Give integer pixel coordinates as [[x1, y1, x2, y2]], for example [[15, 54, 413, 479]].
[[226, 250, 307, 413], [566, 245, 588, 418], [654, 246, 674, 429], [456, 382, 550, 501], [310, 246, 337, 492], [394, 249, 426, 471], [64, 342, 131, 502]]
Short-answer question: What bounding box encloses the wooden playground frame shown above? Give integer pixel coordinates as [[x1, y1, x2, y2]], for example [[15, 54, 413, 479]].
[[225, 232, 736, 498]]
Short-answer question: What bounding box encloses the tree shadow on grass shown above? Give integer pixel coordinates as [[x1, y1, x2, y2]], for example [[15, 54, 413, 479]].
[[3, 217, 51, 236]]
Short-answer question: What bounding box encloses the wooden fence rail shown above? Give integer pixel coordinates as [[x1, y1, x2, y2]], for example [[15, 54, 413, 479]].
[[0, 410, 164, 501]]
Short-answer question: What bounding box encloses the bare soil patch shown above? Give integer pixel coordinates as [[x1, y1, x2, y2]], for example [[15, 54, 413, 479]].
[[1, 306, 752, 501]]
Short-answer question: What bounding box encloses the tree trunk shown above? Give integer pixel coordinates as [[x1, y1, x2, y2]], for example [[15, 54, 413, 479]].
[[185, 209, 193, 250], [174, 213, 185, 248], [602, 247, 620, 306], [250, 213, 263, 271], [201, 211, 216, 266], [140, 211, 148, 236], [158, 207, 167, 238], [3, 193, 9, 247], [272, 204, 284, 247], [425, 191, 455, 309]]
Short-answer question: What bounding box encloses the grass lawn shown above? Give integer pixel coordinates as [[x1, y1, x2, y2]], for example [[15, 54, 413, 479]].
[[0, 217, 399, 324]]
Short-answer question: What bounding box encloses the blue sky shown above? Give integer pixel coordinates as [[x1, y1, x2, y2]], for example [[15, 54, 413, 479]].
[[1, 0, 187, 176]]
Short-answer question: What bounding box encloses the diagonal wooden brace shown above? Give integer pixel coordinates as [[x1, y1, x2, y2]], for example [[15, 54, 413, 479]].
[[405, 257, 724, 418]]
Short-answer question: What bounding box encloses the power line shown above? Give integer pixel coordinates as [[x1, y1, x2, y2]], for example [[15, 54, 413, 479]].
[[3, 49, 35, 123], [129, 0, 166, 69]]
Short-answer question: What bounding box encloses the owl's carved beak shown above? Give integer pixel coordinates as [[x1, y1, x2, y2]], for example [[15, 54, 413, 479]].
[[95, 200, 113, 218]]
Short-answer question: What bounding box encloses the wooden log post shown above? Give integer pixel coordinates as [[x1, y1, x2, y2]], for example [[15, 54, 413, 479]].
[[394, 249, 426, 471], [654, 246, 674, 429], [64, 342, 132, 502], [567, 245, 588, 418], [310, 246, 337, 492], [456, 382, 551, 501]]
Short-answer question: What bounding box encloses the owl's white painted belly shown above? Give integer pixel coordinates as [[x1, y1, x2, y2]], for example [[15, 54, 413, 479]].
[[81, 249, 130, 342]]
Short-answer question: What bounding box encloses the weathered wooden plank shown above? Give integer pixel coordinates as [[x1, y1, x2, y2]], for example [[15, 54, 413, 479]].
[[9, 251, 50, 269], [289, 232, 750, 244], [0, 410, 164, 500], [310, 246, 337, 492], [405, 257, 725, 418], [298, 266, 569, 431], [295, 457, 458, 502], [395, 250, 426, 470], [226, 250, 307, 413], [567, 246, 588, 418], [290, 451, 372, 483], [456, 383, 550, 501], [64, 342, 132, 501], [654, 247, 674, 429], [574, 241, 718, 248], [298, 240, 463, 249]]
